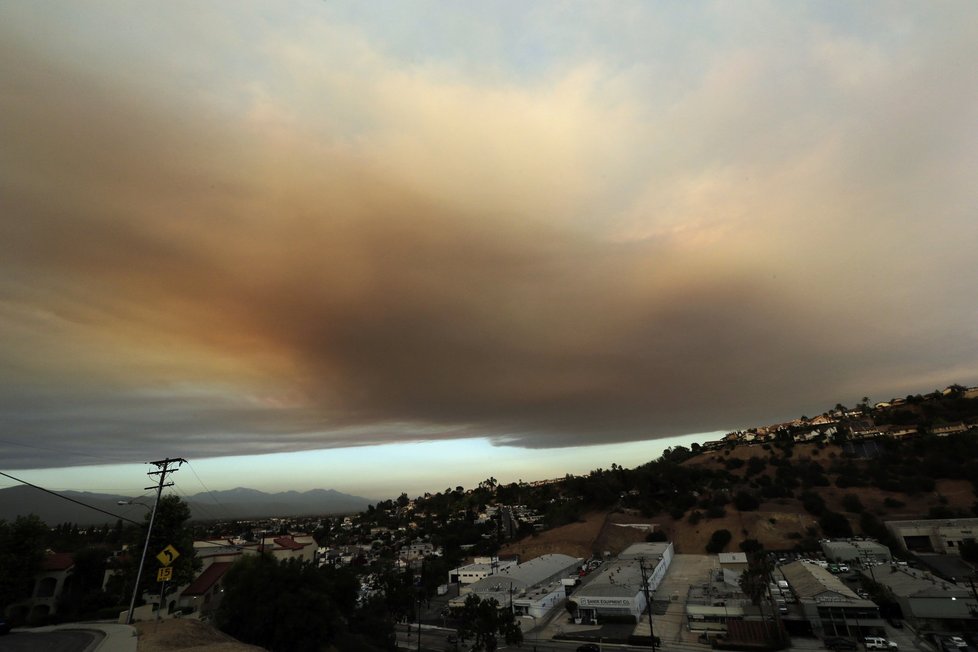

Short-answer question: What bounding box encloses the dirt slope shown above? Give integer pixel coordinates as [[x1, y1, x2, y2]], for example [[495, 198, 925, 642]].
[[136, 618, 266, 652], [499, 511, 653, 561]]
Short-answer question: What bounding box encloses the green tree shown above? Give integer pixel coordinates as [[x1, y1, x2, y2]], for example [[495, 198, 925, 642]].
[[216, 555, 340, 652], [456, 594, 523, 652], [379, 565, 416, 623], [0, 515, 48, 618], [58, 545, 116, 619], [739, 563, 770, 605], [739, 539, 764, 555], [124, 495, 201, 609]]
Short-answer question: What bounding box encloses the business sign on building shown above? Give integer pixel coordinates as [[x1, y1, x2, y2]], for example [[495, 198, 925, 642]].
[[577, 597, 633, 607]]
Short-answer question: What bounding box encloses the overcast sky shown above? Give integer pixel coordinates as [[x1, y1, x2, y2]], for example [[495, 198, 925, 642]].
[[2, 1, 977, 499]]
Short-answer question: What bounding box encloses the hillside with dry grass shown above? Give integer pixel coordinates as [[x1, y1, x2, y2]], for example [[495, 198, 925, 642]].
[[502, 437, 978, 557]]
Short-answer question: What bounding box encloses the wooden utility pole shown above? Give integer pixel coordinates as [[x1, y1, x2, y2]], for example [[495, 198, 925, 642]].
[[638, 558, 657, 652], [126, 457, 186, 625]]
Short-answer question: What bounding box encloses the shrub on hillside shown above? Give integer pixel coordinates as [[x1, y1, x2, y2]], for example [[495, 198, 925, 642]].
[[800, 491, 826, 516], [746, 457, 767, 476], [733, 491, 760, 511], [739, 539, 763, 554], [706, 505, 727, 519], [819, 511, 853, 538], [725, 457, 744, 470], [706, 529, 732, 554], [841, 494, 864, 513]]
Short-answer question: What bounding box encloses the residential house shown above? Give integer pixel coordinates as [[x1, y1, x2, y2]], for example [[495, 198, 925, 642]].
[[9, 552, 76, 622], [929, 423, 968, 437]]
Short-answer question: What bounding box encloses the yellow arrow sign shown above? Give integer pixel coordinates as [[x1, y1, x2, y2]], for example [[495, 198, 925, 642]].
[[157, 566, 173, 582], [156, 544, 180, 566]]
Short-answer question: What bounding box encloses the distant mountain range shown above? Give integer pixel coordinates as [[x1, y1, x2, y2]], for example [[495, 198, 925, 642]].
[[0, 485, 374, 525]]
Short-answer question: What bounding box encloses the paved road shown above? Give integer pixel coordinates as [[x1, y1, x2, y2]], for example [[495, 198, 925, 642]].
[[396, 623, 617, 651], [0, 629, 102, 652]]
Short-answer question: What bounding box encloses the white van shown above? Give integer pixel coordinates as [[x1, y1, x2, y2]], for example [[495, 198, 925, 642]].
[[864, 637, 898, 650]]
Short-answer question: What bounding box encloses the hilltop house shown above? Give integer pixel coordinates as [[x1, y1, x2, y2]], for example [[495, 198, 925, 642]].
[[5, 552, 76, 623]]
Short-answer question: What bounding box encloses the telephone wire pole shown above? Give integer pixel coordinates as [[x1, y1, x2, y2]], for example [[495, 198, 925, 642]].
[[638, 557, 657, 652], [126, 457, 187, 625]]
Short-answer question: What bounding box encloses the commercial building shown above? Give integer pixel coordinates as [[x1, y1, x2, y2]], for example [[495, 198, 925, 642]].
[[717, 552, 747, 576], [821, 540, 892, 565], [865, 566, 978, 633], [884, 518, 978, 555], [448, 556, 518, 585], [685, 563, 752, 634], [779, 561, 884, 638], [569, 542, 674, 624], [449, 554, 581, 619]]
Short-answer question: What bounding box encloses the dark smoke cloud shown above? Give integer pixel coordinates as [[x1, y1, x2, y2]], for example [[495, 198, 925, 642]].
[[2, 4, 977, 469]]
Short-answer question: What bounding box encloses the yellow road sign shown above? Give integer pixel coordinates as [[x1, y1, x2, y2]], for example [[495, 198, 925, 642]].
[[156, 544, 180, 566], [157, 566, 173, 582]]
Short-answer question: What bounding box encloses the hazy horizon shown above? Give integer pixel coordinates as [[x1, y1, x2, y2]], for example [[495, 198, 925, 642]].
[[4, 431, 719, 502]]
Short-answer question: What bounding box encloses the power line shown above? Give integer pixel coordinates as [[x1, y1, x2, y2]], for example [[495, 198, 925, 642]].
[[186, 461, 234, 520], [170, 481, 221, 522], [0, 470, 142, 525]]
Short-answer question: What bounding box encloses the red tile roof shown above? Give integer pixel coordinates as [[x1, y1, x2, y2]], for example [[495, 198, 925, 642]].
[[182, 562, 233, 597], [41, 552, 75, 571], [273, 537, 308, 551]]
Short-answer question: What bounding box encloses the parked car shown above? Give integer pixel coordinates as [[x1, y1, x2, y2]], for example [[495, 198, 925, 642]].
[[825, 637, 859, 650], [947, 637, 968, 649], [865, 637, 898, 650]]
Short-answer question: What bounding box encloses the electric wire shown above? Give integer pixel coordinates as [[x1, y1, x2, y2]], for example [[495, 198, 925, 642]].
[[0, 470, 142, 525], [170, 481, 221, 522], [185, 461, 234, 520]]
